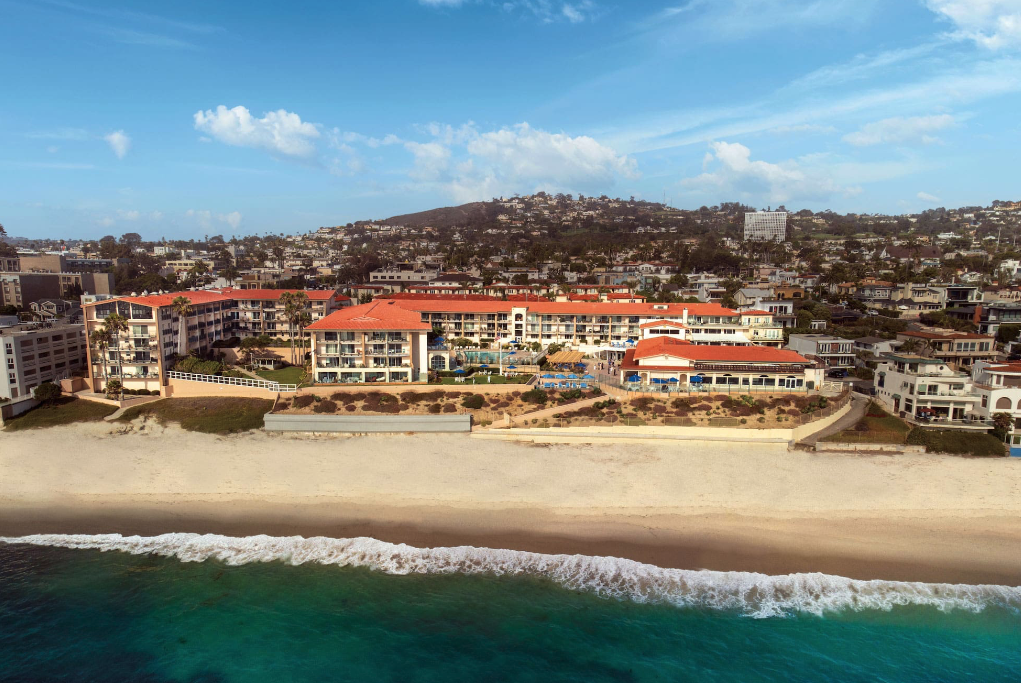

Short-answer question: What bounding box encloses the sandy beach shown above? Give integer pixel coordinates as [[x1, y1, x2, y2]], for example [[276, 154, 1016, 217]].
[[2, 420, 1020, 585]]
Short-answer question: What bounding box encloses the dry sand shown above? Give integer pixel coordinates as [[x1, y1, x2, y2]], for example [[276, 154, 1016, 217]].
[[2, 419, 1020, 584]]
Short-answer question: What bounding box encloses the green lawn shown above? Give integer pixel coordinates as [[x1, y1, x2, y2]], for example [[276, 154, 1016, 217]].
[[256, 366, 307, 386], [117, 397, 274, 434], [4, 397, 118, 431], [906, 429, 1006, 457], [436, 374, 533, 385], [821, 402, 912, 444]]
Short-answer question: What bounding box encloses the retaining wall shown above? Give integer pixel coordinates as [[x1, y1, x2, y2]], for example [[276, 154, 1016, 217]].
[[263, 413, 471, 433], [165, 379, 279, 399], [298, 383, 530, 397], [814, 442, 927, 454]]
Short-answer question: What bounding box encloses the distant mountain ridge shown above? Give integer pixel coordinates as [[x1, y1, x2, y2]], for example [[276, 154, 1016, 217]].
[[381, 202, 496, 228]]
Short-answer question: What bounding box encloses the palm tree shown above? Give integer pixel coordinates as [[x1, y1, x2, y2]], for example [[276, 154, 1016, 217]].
[[171, 295, 193, 357], [221, 264, 239, 286], [296, 310, 312, 365], [188, 260, 210, 287], [102, 313, 129, 400], [91, 327, 112, 392], [279, 291, 309, 365]]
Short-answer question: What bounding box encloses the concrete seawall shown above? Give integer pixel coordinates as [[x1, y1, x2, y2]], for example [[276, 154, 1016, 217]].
[[264, 413, 471, 433]]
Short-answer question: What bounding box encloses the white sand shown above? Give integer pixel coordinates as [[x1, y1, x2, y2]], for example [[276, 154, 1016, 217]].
[[2, 420, 1020, 582]]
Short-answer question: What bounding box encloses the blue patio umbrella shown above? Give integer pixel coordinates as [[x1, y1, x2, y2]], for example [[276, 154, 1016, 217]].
[[555, 373, 567, 379], [507, 365, 517, 370], [454, 368, 466, 374], [626, 375, 640, 382], [690, 375, 703, 383], [567, 373, 579, 379], [582, 374, 595, 379], [479, 364, 489, 368], [541, 373, 555, 378], [651, 378, 663, 384], [667, 377, 679, 383]]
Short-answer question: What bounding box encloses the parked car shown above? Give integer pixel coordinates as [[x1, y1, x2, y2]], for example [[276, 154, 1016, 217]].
[[827, 369, 848, 378]]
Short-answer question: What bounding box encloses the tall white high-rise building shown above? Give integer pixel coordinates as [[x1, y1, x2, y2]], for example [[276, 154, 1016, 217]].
[[744, 211, 788, 242]]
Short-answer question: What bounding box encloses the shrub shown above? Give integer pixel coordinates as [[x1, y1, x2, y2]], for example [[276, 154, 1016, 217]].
[[442, 403, 457, 413], [313, 400, 337, 414], [671, 398, 692, 410], [345, 404, 356, 412], [462, 394, 486, 409], [740, 418, 747, 424], [293, 395, 315, 409], [757, 416, 766, 423], [786, 408, 801, 417], [560, 388, 583, 400], [651, 404, 667, 415], [522, 388, 548, 405], [428, 403, 442, 414], [34, 382, 62, 403], [402, 391, 426, 404]]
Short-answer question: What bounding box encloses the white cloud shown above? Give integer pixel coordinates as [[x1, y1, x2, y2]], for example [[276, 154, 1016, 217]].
[[150, 211, 164, 221], [186, 209, 242, 230], [842, 114, 957, 146], [562, 1, 595, 23], [680, 141, 849, 203], [422, 0, 597, 23], [405, 141, 453, 181], [917, 191, 942, 203], [218, 211, 243, 230], [404, 122, 638, 202], [193, 105, 321, 159], [117, 209, 141, 221], [766, 123, 838, 135], [924, 0, 1021, 49], [104, 130, 131, 159]]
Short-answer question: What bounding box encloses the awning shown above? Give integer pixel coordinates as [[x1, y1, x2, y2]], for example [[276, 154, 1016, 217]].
[[892, 393, 901, 399], [878, 371, 886, 376]]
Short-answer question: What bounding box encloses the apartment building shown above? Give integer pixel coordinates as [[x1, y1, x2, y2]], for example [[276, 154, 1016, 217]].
[[390, 300, 784, 350], [1, 324, 87, 399], [228, 289, 349, 340], [896, 330, 996, 368], [786, 334, 856, 369], [82, 291, 233, 393], [744, 211, 788, 242], [0, 272, 114, 308], [875, 354, 982, 427], [307, 299, 431, 384]]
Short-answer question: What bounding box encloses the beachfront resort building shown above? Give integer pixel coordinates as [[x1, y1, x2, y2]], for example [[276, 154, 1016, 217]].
[[306, 299, 431, 384], [230, 289, 350, 340], [618, 334, 819, 391], [874, 354, 985, 429], [82, 291, 233, 394], [388, 299, 784, 352], [0, 324, 87, 399]]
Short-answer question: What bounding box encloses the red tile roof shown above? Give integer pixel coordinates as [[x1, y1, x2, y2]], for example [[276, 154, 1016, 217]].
[[631, 337, 809, 363], [899, 330, 992, 340], [384, 292, 500, 301], [306, 300, 432, 331], [95, 291, 233, 308], [639, 320, 687, 329]]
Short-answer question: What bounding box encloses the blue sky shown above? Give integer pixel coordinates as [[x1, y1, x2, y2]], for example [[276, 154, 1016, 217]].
[[2, 0, 1021, 239]]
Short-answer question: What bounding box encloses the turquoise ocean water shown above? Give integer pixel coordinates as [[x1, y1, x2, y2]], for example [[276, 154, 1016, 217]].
[[1, 534, 1019, 682]]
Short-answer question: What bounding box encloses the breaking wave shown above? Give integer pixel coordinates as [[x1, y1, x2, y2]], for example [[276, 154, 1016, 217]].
[[3, 533, 1019, 619]]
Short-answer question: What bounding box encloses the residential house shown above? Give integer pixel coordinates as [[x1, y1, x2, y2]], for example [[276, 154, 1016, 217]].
[[786, 334, 856, 369], [875, 354, 984, 429], [896, 330, 996, 368]]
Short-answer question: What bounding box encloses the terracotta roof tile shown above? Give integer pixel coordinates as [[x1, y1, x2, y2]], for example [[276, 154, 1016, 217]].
[[307, 300, 432, 331]]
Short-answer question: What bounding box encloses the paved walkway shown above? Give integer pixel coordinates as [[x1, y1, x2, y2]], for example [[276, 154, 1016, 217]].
[[102, 395, 163, 421], [797, 394, 868, 445]]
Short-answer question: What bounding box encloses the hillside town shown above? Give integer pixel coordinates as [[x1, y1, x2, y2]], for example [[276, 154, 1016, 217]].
[[4, 195, 1021, 453]]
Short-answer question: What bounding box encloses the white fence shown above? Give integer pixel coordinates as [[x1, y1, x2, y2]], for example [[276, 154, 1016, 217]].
[[165, 371, 297, 393]]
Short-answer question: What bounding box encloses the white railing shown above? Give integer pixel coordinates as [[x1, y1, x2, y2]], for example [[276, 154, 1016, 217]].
[[165, 371, 297, 393]]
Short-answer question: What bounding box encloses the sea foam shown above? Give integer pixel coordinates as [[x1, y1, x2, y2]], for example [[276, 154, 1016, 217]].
[[3, 533, 1019, 619]]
